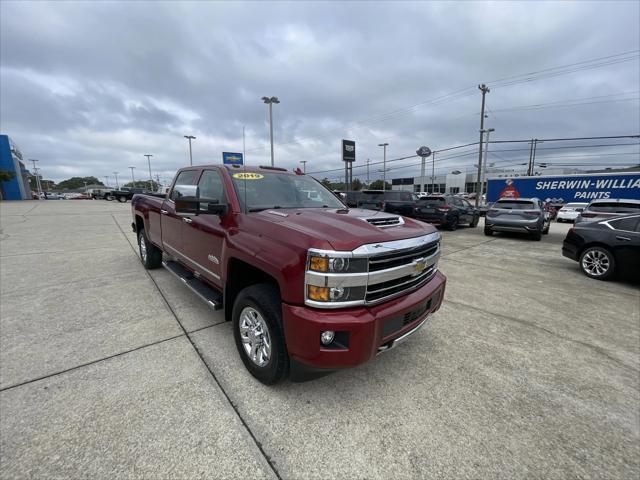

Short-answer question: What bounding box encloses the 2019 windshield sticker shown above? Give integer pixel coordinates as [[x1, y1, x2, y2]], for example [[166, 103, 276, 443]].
[[233, 173, 264, 180]]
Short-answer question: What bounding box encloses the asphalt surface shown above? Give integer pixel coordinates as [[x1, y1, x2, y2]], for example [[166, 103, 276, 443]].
[[1, 200, 638, 479]]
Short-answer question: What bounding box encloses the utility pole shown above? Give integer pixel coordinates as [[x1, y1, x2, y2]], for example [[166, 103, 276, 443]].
[[431, 151, 436, 194], [261, 96, 280, 166], [366, 159, 370, 185], [113, 172, 119, 189], [480, 128, 495, 203], [184, 135, 196, 166], [527, 139, 534, 175], [378, 143, 389, 191], [144, 154, 153, 191], [155, 174, 161, 191], [242, 126, 246, 163], [530, 139, 540, 175], [128, 166, 136, 186], [475, 84, 490, 207], [104, 176, 109, 187], [29, 159, 42, 196], [300, 160, 307, 173]]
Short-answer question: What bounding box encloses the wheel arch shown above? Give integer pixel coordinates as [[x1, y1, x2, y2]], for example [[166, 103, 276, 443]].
[[224, 258, 281, 323]]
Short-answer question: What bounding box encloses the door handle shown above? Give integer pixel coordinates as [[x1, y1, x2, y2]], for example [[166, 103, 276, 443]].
[[160, 209, 168, 215], [182, 217, 192, 224], [616, 235, 631, 241]]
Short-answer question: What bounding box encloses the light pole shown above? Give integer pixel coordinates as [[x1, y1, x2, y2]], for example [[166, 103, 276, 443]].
[[28, 159, 42, 196], [83, 181, 88, 192], [366, 159, 370, 185], [104, 176, 110, 187], [128, 166, 136, 186], [378, 143, 389, 191], [480, 128, 494, 203], [431, 151, 436, 194], [144, 154, 153, 191], [475, 84, 490, 207], [261, 96, 280, 167], [113, 172, 119, 189], [300, 160, 307, 173], [184, 135, 196, 166]]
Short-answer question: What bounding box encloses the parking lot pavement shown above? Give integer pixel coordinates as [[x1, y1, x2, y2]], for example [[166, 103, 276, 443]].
[[1, 201, 639, 479]]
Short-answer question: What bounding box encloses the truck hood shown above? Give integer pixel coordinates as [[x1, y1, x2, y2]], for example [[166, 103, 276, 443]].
[[250, 208, 436, 251]]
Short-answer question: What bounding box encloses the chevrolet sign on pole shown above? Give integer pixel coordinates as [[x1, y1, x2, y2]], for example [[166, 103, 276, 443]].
[[222, 152, 244, 165]]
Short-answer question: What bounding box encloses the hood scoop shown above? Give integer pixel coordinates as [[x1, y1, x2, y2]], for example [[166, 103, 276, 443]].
[[364, 216, 404, 228]]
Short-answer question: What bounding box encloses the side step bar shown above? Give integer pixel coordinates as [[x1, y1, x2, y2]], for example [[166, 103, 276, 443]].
[[162, 260, 223, 310]]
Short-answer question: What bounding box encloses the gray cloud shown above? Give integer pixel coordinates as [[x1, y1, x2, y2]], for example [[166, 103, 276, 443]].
[[1, 0, 638, 185]]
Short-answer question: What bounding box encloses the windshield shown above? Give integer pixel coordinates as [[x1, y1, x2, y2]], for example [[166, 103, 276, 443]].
[[360, 191, 413, 202], [494, 200, 536, 210], [230, 172, 345, 212]]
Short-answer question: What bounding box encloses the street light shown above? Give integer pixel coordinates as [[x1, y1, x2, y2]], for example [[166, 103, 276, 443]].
[[184, 135, 196, 166], [144, 154, 153, 191], [300, 160, 307, 173], [378, 143, 389, 191], [128, 166, 136, 186], [113, 172, 119, 189], [262, 96, 280, 167], [28, 159, 42, 196]]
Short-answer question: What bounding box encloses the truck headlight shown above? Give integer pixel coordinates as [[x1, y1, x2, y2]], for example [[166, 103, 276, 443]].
[[307, 285, 366, 303], [307, 253, 366, 273]]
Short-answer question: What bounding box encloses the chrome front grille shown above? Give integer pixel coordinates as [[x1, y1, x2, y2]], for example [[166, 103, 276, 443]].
[[368, 241, 439, 272], [365, 265, 436, 303]]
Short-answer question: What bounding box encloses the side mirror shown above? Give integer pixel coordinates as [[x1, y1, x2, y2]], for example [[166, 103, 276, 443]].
[[174, 184, 199, 217], [207, 203, 228, 215]]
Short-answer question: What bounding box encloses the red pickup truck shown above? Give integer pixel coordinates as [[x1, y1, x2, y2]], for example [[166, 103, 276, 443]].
[[131, 165, 446, 383]]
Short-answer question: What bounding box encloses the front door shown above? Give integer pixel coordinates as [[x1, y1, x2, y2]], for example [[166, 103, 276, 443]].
[[180, 169, 228, 289]]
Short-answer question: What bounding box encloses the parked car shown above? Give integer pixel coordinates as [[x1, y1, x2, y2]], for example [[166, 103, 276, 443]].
[[344, 190, 362, 207], [574, 198, 640, 226], [484, 197, 551, 240], [131, 165, 446, 384], [556, 202, 588, 223], [562, 214, 640, 280], [357, 190, 417, 217], [70, 193, 93, 200], [88, 188, 114, 200], [413, 195, 479, 230]]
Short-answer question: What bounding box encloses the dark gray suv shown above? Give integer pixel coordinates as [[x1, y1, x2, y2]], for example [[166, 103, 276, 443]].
[[484, 197, 551, 241]]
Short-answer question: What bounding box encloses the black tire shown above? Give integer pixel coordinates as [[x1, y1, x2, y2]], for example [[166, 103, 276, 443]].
[[557, 218, 562, 223], [469, 215, 479, 228], [484, 227, 493, 236], [138, 228, 163, 269], [232, 283, 289, 385], [105, 194, 114, 201], [447, 216, 459, 231], [579, 246, 615, 280], [531, 231, 542, 241], [117, 196, 128, 203]]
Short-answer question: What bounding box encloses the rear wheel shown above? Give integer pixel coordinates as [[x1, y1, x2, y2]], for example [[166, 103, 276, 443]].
[[557, 218, 563, 223], [232, 283, 289, 384], [484, 226, 493, 236], [469, 215, 479, 228], [138, 228, 163, 269], [580, 247, 615, 280], [543, 221, 550, 234], [117, 196, 127, 203]]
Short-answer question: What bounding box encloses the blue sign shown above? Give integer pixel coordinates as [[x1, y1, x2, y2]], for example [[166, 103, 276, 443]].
[[487, 173, 640, 203], [222, 152, 243, 165]]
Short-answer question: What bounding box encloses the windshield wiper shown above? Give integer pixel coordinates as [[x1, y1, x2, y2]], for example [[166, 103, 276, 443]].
[[248, 206, 282, 212]]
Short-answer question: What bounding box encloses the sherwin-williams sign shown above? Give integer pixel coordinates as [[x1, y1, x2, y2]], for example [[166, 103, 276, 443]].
[[487, 173, 640, 203]]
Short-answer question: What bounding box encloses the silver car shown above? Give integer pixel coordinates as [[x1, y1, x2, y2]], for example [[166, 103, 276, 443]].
[[574, 198, 640, 226], [484, 197, 550, 241]]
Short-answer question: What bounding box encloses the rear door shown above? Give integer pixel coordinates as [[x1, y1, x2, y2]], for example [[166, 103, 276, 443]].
[[180, 169, 228, 288], [161, 169, 200, 258], [451, 197, 469, 222], [608, 216, 640, 272]]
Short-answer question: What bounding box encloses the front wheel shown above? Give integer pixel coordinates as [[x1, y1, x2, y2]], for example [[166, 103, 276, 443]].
[[484, 226, 493, 236], [580, 247, 615, 280], [232, 283, 289, 384], [447, 216, 459, 231], [117, 196, 128, 203], [469, 215, 479, 228]]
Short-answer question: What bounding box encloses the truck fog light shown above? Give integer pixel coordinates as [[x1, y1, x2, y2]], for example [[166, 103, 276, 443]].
[[321, 331, 335, 345], [308, 285, 330, 301], [329, 286, 346, 301]]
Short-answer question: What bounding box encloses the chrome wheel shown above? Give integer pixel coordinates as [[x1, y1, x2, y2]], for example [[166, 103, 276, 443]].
[[239, 307, 271, 367], [582, 249, 610, 277], [139, 233, 147, 263]]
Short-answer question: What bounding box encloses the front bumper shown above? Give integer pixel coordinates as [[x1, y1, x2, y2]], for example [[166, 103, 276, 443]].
[[283, 271, 446, 378]]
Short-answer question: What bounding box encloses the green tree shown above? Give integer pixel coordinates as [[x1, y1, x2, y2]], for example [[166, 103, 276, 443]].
[[351, 178, 363, 191], [320, 177, 332, 189], [122, 180, 161, 191], [0, 170, 16, 200], [57, 176, 104, 190], [368, 180, 392, 190]]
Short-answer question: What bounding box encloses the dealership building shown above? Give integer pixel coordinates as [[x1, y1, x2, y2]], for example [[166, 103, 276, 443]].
[[390, 167, 630, 195], [0, 135, 33, 200]]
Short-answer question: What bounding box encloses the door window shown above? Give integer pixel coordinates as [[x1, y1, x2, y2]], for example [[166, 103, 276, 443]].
[[170, 170, 199, 201], [198, 170, 226, 210], [609, 216, 640, 233]]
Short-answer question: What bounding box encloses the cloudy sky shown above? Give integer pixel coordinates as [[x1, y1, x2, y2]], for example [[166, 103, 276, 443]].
[[1, 0, 639, 186]]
